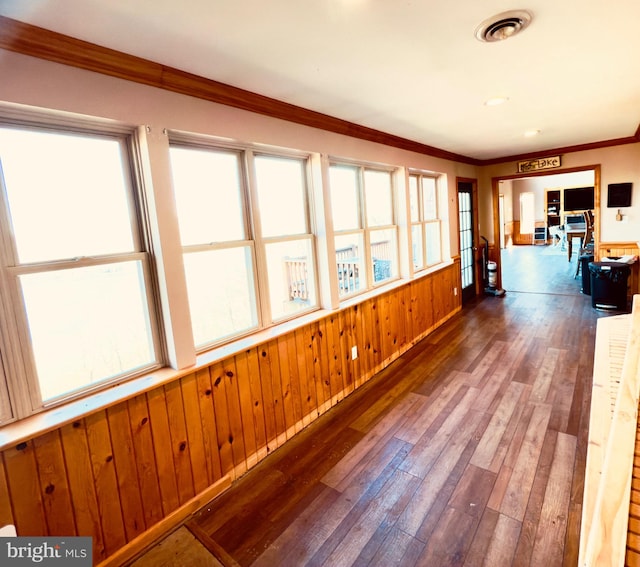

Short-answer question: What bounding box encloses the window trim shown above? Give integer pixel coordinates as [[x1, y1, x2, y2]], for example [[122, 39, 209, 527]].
[[167, 135, 321, 352], [409, 171, 445, 272], [247, 150, 318, 327], [0, 349, 11, 424], [0, 104, 454, 431], [0, 118, 164, 422], [328, 160, 400, 300]]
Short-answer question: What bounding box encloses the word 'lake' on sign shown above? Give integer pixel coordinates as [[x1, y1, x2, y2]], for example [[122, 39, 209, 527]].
[[517, 156, 561, 173]]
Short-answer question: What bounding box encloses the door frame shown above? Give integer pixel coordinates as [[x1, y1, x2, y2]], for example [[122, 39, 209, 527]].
[[490, 164, 601, 289], [499, 194, 506, 249], [456, 177, 481, 300]]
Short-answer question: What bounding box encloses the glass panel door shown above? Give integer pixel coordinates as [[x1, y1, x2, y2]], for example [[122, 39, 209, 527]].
[[458, 181, 475, 302]]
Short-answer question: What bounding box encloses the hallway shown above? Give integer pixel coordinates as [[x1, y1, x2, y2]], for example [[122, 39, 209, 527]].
[[131, 245, 608, 567], [500, 242, 585, 296]]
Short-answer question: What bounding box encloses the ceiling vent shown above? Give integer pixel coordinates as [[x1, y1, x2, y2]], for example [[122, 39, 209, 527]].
[[475, 10, 532, 42]]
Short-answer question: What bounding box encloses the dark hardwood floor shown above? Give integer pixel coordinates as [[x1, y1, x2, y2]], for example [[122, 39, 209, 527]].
[[130, 244, 614, 567]]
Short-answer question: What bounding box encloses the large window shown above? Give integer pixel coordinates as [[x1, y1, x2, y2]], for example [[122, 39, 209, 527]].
[[520, 192, 535, 234], [169, 146, 258, 348], [0, 108, 452, 425], [253, 155, 316, 321], [329, 163, 398, 297], [409, 173, 443, 270], [0, 125, 160, 420], [169, 144, 317, 349]]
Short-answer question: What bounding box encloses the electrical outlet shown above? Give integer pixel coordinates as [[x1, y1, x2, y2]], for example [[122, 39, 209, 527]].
[[351, 345, 358, 360]]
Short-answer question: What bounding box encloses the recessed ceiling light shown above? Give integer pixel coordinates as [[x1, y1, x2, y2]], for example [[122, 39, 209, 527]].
[[524, 129, 541, 137], [475, 10, 532, 42], [485, 97, 509, 106]]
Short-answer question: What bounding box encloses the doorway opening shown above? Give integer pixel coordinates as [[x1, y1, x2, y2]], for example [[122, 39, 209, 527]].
[[499, 194, 506, 249], [494, 166, 598, 294]]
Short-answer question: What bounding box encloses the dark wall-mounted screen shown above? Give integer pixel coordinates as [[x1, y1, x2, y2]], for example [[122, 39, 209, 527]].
[[607, 183, 632, 208], [563, 186, 594, 211]]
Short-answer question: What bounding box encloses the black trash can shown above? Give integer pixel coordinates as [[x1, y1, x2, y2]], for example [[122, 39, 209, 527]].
[[588, 261, 631, 311], [579, 253, 594, 295]]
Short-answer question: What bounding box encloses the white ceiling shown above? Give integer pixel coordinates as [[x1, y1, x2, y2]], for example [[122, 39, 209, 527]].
[[2, 0, 640, 161]]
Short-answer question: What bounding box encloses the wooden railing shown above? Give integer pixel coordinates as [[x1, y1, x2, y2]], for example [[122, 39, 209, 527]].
[[336, 244, 358, 260], [336, 244, 360, 294], [284, 241, 393, 299], [580, 294, 640, 566], [337, 259, 359, 293], [371, 240, 392, 261], [283, 256, 309, 301]]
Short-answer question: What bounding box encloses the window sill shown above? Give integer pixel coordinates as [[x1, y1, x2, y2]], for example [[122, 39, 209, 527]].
[[337, 259, 454, 309], [0, 309, 334, 451], [0, 259, 455, 452]]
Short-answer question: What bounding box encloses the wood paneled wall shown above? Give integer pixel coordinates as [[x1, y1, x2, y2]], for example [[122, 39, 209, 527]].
[[511, 220, 532, 245], [510, 220, 547, 246], [0, 261, 461, 565]]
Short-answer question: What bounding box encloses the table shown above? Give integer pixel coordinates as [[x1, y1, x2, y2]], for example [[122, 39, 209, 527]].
[[566, 228, 586, 261]]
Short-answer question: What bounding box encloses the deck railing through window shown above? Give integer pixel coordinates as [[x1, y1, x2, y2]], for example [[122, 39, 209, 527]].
[[284, 256, 309, 301], [284, 240, 392, 299]]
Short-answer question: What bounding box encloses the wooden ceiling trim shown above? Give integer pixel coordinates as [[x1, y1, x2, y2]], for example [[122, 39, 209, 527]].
[[481, 132, 640, 166], [0, 16, 638, 166], [0, 15, 478, 165]]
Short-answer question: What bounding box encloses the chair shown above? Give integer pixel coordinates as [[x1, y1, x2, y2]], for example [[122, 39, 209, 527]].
[[549, 225, 566, 249], [575, 210, 595, 278], [584, 209, 594, 237]]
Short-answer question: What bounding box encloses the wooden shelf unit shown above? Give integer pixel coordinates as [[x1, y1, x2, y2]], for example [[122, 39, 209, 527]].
[[545, 189, 561, 242], [534, 223, 547, 245]]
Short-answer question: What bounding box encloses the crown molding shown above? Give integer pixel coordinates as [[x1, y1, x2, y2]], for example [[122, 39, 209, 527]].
[[0, 15, 637, 168], [480, 132, 640, 166], [0, 16, 478, 165]]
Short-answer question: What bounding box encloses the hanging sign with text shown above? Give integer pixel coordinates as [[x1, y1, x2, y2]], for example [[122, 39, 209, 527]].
[[517, 155, 561, 173]]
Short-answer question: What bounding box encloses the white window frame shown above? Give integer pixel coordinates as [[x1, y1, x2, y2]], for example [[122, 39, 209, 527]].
[[168, 135, 319, 352], [249, 150, 318, 325], [0, 114, 163, 423], [0, 104, 453, 428], [328, 160, 399, 299], [169, 141, 261, 349], [409, 171, 445, 272], [0, 340, 13, 424]]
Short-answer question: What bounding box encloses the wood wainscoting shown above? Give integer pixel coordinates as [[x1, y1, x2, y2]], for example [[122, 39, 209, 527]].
[[597, 241, 640, 298], [511, 220, 542, 246], [0, 261, 461, 566]]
